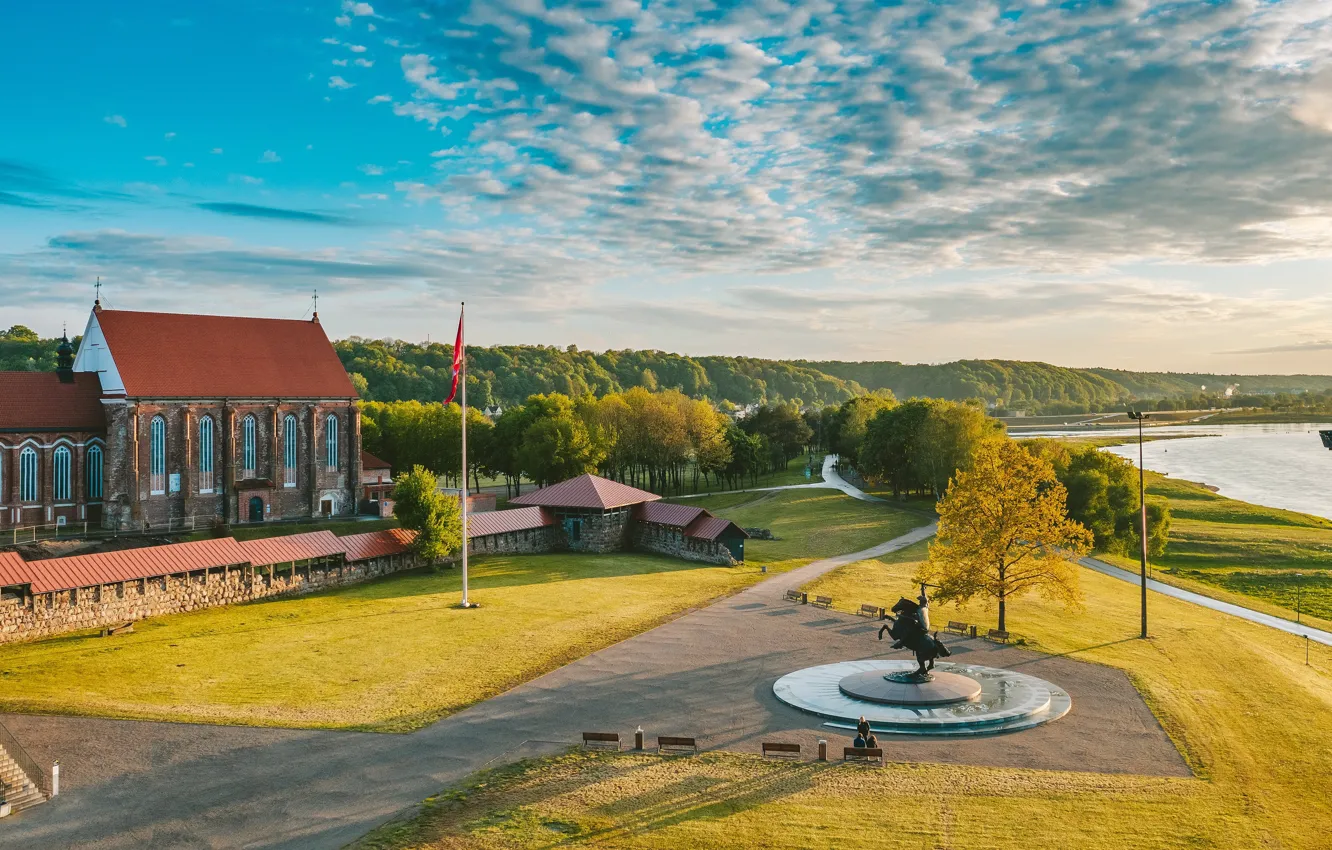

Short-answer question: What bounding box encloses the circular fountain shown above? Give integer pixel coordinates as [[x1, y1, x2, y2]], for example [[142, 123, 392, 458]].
[[773, 659, 1071, 737]]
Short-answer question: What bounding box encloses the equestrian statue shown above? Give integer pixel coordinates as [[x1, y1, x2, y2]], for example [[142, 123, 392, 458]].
[[878, 583, 951, 680]]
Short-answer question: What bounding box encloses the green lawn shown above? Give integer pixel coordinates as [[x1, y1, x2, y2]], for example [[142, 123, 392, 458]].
[[0, 492, 922, 731], [355, 542, 1332, 850], [1098, 473, 1332, 630], [687, 489, 928, 568]]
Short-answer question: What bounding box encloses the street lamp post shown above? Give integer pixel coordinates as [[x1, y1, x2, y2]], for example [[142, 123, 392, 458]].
[[1127, 410, 1149, 639], [1295, 573, 1303, 624]]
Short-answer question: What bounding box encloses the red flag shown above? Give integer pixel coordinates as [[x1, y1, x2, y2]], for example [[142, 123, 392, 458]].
[[444, 309, 464, 404]]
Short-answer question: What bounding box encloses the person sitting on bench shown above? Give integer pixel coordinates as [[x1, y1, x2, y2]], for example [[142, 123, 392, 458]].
[[853, 733, 867, 748], [865, 732, 878, 748]]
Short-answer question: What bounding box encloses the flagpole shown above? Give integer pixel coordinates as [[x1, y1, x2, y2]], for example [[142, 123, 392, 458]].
[[459, 302, 471, 608]]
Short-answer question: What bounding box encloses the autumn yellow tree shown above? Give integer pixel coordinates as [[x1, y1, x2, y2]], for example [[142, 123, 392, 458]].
[[920, 439, 1093, 632]]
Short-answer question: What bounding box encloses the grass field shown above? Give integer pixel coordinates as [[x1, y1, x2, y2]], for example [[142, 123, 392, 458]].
[[1098, 473, 1332, 630], [354, 542, 1332, 850], [687, 489, 928, 569], [0, 492, 921, 731]]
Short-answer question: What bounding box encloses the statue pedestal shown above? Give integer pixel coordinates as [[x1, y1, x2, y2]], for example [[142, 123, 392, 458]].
[[838, 669, 982, 706]]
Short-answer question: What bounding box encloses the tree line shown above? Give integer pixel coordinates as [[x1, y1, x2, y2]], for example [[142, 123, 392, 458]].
[[361, 388, 815, 497]]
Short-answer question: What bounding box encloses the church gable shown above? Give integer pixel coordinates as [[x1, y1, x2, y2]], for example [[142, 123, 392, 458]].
[[81, 309, 357, 399]]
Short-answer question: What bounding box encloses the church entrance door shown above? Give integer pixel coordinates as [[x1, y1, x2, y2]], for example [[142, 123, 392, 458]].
[[248, 497, 264, 522]]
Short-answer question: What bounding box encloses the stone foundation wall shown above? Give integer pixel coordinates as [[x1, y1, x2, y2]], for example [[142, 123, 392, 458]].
[[561, 509, 630, 554], [0, 551, 420, 645], [467, 526, 559, 556], [632, 523, 737, 566]]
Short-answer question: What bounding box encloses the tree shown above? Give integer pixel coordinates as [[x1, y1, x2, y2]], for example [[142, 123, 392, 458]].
[[921, 440, 1093, 632], [392, 465, 462, 564], [517, 415, 603, 486]]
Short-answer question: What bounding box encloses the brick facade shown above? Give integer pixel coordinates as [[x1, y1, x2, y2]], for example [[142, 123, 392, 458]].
[[0, 432, 106, 532]]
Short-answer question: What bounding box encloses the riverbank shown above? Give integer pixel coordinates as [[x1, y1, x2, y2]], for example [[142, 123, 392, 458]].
[[1098, 472, 1332, 633]]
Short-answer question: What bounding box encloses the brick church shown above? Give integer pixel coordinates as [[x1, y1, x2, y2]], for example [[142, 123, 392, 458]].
[[0, 301, 361, 532]]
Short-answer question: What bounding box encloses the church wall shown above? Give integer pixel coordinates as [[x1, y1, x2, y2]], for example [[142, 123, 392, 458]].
[[101, 400, 360, 532], [0, 431, 107, 532]]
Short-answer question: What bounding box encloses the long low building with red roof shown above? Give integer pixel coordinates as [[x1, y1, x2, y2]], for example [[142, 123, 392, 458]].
[[0, 526, 418, 644]]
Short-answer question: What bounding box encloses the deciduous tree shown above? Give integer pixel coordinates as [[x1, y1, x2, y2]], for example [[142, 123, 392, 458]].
[[392, 465, 462, 564], [921, 440, 1093, 632]]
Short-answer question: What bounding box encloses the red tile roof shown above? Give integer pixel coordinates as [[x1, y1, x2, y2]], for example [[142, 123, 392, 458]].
[[237, 531, 346, 565], [0, 551, 31, 588], [13, 538, 250, 594], [684, 516, 748, 541], [361, 450, 391, 471], [637, 502, 707, 528], [467, 506, 554, 538], [509, 474, 661, 510], [94, 309, 357, 398], [340, 528, 416, 562], [0, 372, 105, 431]]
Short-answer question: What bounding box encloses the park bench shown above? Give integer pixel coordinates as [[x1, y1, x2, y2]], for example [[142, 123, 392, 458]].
[[843, 747, 884, 766], [986, 629, 1010, 644], [761, 742, 801, 760], [945, 620, 969, 636], [657, 736, 697, 755], [784, 589, 807, 604], [811, 595, 833, 609], [582, 732, 621, 751], [857, 604, 884, 619], [100, 621, 134, 637]]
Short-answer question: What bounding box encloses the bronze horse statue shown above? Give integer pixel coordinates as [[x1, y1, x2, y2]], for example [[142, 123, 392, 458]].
[[878, 595, 951, 678]]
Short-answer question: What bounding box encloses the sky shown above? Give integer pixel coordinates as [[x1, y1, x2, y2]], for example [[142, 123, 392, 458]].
[[4, 0, 1332, 373]]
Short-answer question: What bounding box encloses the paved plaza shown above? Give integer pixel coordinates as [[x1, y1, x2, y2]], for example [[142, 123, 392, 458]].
[[0, 519, 1186, 849]]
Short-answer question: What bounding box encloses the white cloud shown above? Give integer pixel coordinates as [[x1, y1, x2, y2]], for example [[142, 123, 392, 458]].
[[342, 1, 375, 16], [348, 44, 367, 53], [232, 174, 264, 185], [164, 131, 176, 140], [355, 58, 374, 68], [359, 193, 389, 200], [359, 164, 385, 175], [103, 115, 127, 128], [328, 76, 354, 90], [333, 58, 349, 66], [210, 147, 223, 154], [367, 94, 392, 104], [143, 155, 167, 166], [258, 150, 281, 163]]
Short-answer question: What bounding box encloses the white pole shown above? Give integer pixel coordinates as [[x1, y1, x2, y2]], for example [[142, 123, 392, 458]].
[[460, 302, 470, 608]]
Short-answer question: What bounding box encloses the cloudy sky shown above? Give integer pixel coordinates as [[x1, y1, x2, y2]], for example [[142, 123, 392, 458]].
[[5, 0, 1332, 372]]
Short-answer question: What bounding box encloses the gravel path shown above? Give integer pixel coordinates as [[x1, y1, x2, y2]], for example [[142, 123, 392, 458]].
[[0, 519, 1184, 849]]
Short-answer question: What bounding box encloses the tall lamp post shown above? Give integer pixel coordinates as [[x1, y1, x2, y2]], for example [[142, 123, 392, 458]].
[[1295, 573, 1304, 624], [1127, 410, 1149, 639]]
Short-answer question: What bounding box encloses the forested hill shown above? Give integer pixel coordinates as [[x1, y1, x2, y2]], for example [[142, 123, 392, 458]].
[[334, 338, 864, 408], [7, 323, 1332, 411]]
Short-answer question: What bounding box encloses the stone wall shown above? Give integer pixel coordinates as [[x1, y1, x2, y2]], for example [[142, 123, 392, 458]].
[[559, 508, 631, 554], [0, 551, 420, 645], [632, 522, 737, 566], [467, 526, 559, 556]]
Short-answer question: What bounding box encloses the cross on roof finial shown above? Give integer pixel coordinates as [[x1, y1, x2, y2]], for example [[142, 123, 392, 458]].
[[312, 288, 319, 321], [94, 277, 102, 307]]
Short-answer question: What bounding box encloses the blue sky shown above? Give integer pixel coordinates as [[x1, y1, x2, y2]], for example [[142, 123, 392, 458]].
[[5, 0, 1332, 372]]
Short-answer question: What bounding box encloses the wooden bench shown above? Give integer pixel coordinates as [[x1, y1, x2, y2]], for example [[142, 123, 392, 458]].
[[945, 620, 969, 635], [761, 742, 801, 760], [857, 604, 884, 619], [657, 736, 697, 755], [582, 732, 621, 751], [811, 595, 833, 609], [100, 621, 134, 637], [843, 747, 884, 766], [784, 589, 807, 604], [986, 629, 1010, 643]]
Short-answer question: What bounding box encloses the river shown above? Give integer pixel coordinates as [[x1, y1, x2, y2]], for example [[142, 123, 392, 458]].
[[1019, 423, 1332, 521]]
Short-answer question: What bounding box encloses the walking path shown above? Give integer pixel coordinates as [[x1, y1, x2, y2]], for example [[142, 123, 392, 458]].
[[676, 454, 887, 503], [1081, 556, 1332, 648]]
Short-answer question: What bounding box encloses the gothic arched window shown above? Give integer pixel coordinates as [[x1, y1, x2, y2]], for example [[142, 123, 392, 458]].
[[150, 416, 167, 494], [325, 414, 338, 470], [19, 447, 37, 502], [198, 417, 214, 493], [242, 415, 256, 478], [284, 414, 298, 486], [53, 445, 72, 501], [86, 443, 104, 500]]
